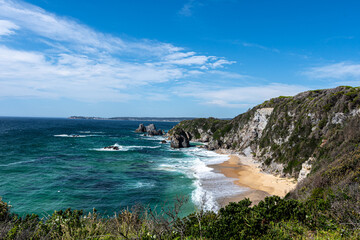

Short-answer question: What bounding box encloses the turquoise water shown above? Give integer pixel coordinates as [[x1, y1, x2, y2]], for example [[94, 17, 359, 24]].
[[0, 117, 244, 217]]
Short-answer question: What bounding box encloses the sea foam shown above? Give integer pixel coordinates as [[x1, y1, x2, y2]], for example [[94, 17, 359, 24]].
[[93, 143, 161, 152], [54, 134, 100, 138], [176, 147, 245, 212]]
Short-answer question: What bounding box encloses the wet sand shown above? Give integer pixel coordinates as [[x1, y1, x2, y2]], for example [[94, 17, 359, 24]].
[[210, 154, 297, 207]]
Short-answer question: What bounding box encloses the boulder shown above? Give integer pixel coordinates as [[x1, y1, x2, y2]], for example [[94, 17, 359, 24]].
[[135, 124, 146, 133], [147, 129, 164, 136], [160, 140, 167, 144], [170, 130, 190, 148], [146, 124, 156, 132], [136, 123, 164, 136]]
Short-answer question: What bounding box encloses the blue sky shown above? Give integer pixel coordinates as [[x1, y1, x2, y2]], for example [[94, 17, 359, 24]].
[[0, 0, 360, 118]]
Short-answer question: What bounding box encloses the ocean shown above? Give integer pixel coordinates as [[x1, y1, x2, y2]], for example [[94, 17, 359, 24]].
[[0, 117, 244, 217]]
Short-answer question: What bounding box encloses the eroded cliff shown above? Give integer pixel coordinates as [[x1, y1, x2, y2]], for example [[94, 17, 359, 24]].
[[168, 86, 360, 197]]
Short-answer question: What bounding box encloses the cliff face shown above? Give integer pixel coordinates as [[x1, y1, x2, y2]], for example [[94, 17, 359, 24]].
[[168, 86, 360, 197]]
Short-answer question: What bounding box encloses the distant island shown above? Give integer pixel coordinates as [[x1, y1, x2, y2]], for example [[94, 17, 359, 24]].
[[68, 116, 197, 122]]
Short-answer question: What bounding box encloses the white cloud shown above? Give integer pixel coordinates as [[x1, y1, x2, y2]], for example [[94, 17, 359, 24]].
[[167, 55, 209, 65], [165, 51, 196, 60], [179, 0, 195, 16], [0, 46, 184, 101], [209, 58, 236, 68], [0, 19, 18, 36], [173, 83, 307, 108], [0, 0, 235, 102], [304, 62, 360, 80], [242, 42, 280, 53]]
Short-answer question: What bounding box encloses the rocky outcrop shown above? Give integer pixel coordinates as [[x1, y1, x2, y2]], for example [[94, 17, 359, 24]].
[[167, 86, 360, 197], [297, 158, 313, 182], [135, 123, 164, 136], [170, 129, 190, 148], [135, 124, 146, 133]]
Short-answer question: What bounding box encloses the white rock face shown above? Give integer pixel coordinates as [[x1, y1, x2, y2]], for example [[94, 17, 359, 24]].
[[236, 108, 274, 150], [350, 108, 360, 116], [298, 158, 313, 182], [307, 112, 319, 125], [252, 108, 274, 136], [243, 146, 252, 157], [331, 113, 346, 125]]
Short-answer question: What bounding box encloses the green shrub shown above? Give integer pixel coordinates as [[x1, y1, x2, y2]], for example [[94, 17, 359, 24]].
[[0, 197, 10, 222]]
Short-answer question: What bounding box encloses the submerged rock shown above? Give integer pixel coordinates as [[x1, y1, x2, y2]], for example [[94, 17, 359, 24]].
[[104, 145, 120, 150]]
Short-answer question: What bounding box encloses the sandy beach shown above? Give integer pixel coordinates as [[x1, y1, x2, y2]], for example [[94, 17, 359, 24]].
[[210, 152, 297, 206]]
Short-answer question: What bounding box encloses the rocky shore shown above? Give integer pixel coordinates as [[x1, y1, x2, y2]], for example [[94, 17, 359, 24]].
[[166, 86, 360, 204], [135, 123, 165, 136]]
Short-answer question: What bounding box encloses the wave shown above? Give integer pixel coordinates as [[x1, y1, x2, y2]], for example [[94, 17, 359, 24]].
[[93, 144, 161, 152], [79, 131, 104, 134], [54, 134, 101, 138], [93, 143, 124, 151], [140, 135, 166, 141], [157, 147, 245, 212], [0, 159, 37, 167], [187, 149, 245, 212]]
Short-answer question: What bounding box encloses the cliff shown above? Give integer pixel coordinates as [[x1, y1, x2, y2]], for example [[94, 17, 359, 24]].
[[168, 86, 360, 199]]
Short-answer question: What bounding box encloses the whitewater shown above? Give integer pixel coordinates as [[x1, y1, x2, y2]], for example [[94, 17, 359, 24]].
[[0, 117, 245, 216]]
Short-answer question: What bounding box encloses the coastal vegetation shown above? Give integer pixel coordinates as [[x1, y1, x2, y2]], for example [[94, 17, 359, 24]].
[[1, 192, 359, 239]]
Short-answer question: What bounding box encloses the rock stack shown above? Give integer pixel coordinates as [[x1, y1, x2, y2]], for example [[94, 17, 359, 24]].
[[135, 123, 165, 136], [170, 129, 190, 148]]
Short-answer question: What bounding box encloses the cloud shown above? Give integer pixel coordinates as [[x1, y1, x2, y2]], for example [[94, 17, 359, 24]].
[[179, 0, 195, 16], [0, 46, 184, 101], [0, 0, 235, 102], [0, 19, 18, 36], [242, 42, 280, 53], [304, 62, 360, 80], [207, 70, 249, 79], [173, 83, 307, 108]]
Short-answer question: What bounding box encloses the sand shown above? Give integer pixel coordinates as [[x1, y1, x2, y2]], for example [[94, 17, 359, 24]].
[[210, 153, 297, 207]]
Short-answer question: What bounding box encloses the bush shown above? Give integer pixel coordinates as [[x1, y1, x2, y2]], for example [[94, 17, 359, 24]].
[[0, 197, 10, 222], [0, 194, 359, 239]]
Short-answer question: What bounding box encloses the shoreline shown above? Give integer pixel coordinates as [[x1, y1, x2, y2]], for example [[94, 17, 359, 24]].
[[209, 149, 297, 207]]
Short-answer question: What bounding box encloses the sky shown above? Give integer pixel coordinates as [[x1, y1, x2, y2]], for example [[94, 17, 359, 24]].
[[0, 0, 360, 118]]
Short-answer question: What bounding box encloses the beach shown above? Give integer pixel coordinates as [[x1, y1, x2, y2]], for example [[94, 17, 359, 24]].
[[210, 151, 297, 206]]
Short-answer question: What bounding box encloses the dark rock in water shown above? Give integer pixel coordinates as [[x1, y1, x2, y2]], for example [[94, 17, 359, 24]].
[[160, 140, 167, 144], [147, 129, 159, 136], [146, 124, 156, 132], [135, 124, 146, 133], [136, 123, 164, 136], [104, 145, 120, 150], [170, 130, 190, 148]]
